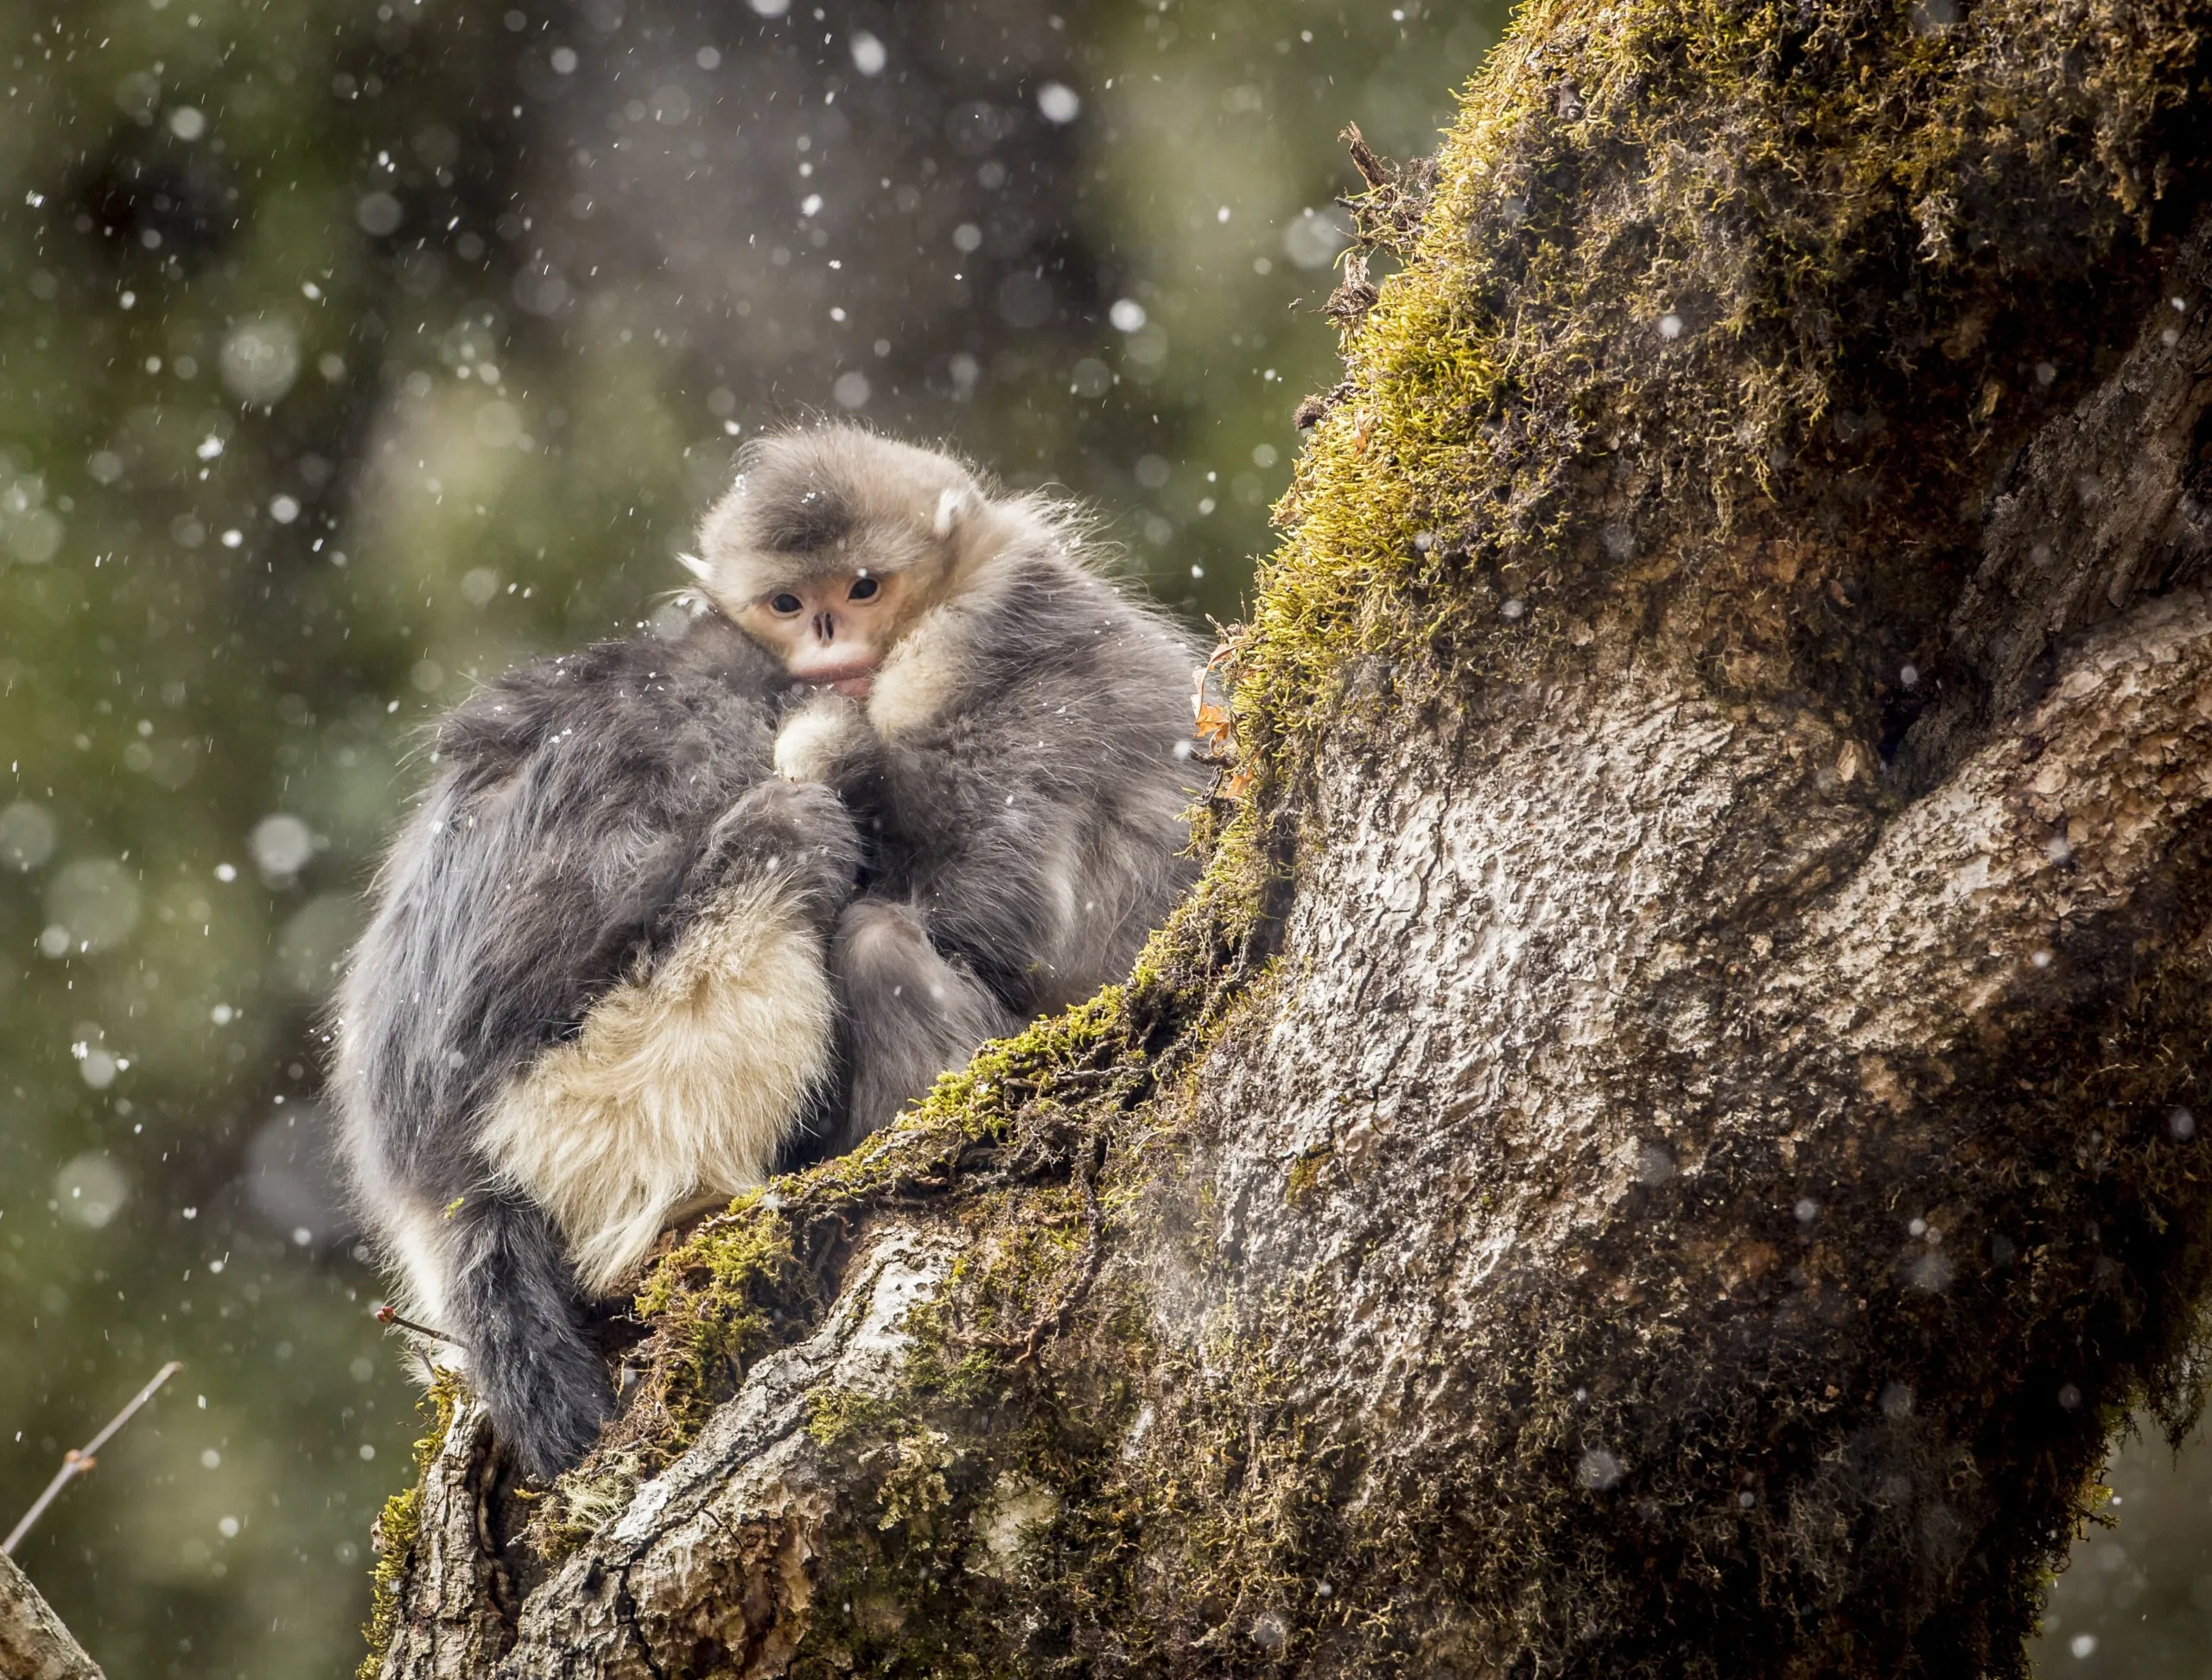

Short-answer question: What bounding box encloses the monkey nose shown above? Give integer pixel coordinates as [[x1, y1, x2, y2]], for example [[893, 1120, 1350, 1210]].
[[812, 612, 836, 641]]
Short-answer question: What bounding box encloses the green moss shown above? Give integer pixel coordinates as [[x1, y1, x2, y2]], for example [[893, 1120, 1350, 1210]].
[[632, 1196, 804, 1437], [1227, 0, 2209, 768], [1284, 1147, 1331, 1205], [805, 1384, 901, 1449], [357, 1371, 462, 1680]]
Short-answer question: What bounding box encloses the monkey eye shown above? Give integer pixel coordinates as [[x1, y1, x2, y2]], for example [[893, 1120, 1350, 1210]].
[[848, 576, 881, 601], [768, 592, 804, 615]]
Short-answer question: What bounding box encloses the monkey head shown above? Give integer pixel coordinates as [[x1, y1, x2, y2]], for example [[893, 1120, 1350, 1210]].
[[695, 426, 1000, 697]]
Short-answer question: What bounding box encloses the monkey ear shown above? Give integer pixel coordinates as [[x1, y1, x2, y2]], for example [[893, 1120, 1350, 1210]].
[[931, 486, 973, 538]]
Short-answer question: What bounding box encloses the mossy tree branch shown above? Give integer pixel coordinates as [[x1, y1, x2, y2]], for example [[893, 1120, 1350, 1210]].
[[370, 0, 2212, 1673]]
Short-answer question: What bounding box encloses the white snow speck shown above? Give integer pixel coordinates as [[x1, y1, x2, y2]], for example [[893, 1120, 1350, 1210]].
[[355, 191, 404, 237], [849, 30, 887, 74], [747, 0, 789, 15], [167, 105, 207, 141], [55, 1152, 127, 1228], [1037, 81, 1081, 124], [1658, 312, 1684, 340], [2070, 1634, 2097, 1658], [0, 801, 58, 870], [832, 371, 870, 410], [1109, 297, 1147, 332], [250, 813, 315, 877], [800, 193, 823, 217], [1281, 207, 1349, 270], [1576, 1448, 1623, 1490], [47, 860, 141, 951], [550, 46, 578, 74], [221, 318, 301, 404], [270, 494, 301, 525]]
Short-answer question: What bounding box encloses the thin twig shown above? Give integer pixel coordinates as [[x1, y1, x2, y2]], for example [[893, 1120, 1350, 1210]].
[[3, 1359, 182, 1556], [374, 1303, 461, 1346]]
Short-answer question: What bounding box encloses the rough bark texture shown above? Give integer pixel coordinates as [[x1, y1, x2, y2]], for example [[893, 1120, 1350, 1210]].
[[371, 0, 2212, 1674], [0, 1552, 105, 1680]]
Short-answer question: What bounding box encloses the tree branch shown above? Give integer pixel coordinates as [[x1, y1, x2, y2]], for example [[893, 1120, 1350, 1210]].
[[0, 1552, 103, 1680], [1899, 211, 2212, 792]]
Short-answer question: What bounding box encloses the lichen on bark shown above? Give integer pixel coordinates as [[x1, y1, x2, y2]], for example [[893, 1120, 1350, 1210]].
[[368, 2, 2212, 1674]]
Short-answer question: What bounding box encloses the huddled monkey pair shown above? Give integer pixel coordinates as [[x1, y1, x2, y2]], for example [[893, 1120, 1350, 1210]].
[[334, 427, 1203, 1480]]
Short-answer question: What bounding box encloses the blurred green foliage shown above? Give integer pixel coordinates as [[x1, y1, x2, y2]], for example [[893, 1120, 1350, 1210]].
[[0, 1, 1504, 1673]]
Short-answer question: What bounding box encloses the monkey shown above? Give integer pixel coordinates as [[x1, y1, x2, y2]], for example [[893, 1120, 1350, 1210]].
[[333, 615, 864, 1480], [691, 425, 1205, 1146], [334, 424, 1199, 1483]]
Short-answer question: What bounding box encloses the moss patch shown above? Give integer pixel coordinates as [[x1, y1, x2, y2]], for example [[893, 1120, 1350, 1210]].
[[357, 1371, 461, 1680], [1236, 0, 2209, 767]]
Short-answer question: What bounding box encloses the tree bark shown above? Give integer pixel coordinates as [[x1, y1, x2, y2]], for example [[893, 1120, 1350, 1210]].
[[0, 1552, 104, 1680], [370, 0, 2212, 1673]]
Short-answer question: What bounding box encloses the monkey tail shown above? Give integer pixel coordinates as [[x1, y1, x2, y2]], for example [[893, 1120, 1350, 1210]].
[[444, 1187, 612, 1483]]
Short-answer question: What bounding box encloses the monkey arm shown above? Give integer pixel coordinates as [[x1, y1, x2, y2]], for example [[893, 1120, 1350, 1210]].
[[772, 692, 887, 799], [664, 776, 864, 935]]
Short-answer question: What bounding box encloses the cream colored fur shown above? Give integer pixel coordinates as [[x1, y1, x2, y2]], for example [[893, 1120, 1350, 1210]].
[[387, 1197, 461, 1363], [774, 694, 867, 782], [478, 876, 836, 1295], [864, 606, 957, 738]]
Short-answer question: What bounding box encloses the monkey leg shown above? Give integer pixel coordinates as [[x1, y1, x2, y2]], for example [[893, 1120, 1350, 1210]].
[[830, 899, 1022, 1147]]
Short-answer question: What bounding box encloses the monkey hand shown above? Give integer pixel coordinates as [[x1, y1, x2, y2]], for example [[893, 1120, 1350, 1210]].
[[698, 777, 864, 925], [773, 691, 880, 792]]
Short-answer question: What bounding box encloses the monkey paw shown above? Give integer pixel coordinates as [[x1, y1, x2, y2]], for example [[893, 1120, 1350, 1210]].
[[773, 692, 873, 786], [712, 778, 863, 914]]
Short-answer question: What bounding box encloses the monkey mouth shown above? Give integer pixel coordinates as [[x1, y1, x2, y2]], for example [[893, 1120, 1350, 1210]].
[[791, 664, 876, 698]]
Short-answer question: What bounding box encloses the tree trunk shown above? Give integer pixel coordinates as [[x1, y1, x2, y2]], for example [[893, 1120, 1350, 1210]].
[[368, 1, 2212, 1673]]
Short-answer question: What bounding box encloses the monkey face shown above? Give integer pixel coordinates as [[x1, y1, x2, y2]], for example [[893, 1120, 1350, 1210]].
[[698, 427, 1022, 697], [735, 568, 912, 697]]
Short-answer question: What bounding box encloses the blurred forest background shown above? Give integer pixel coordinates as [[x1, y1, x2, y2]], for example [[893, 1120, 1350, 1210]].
[[0, 1, 2202, 1676]]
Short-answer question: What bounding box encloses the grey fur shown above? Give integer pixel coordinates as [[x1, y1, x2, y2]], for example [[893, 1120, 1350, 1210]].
[[334, 614, 860, 1481]]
